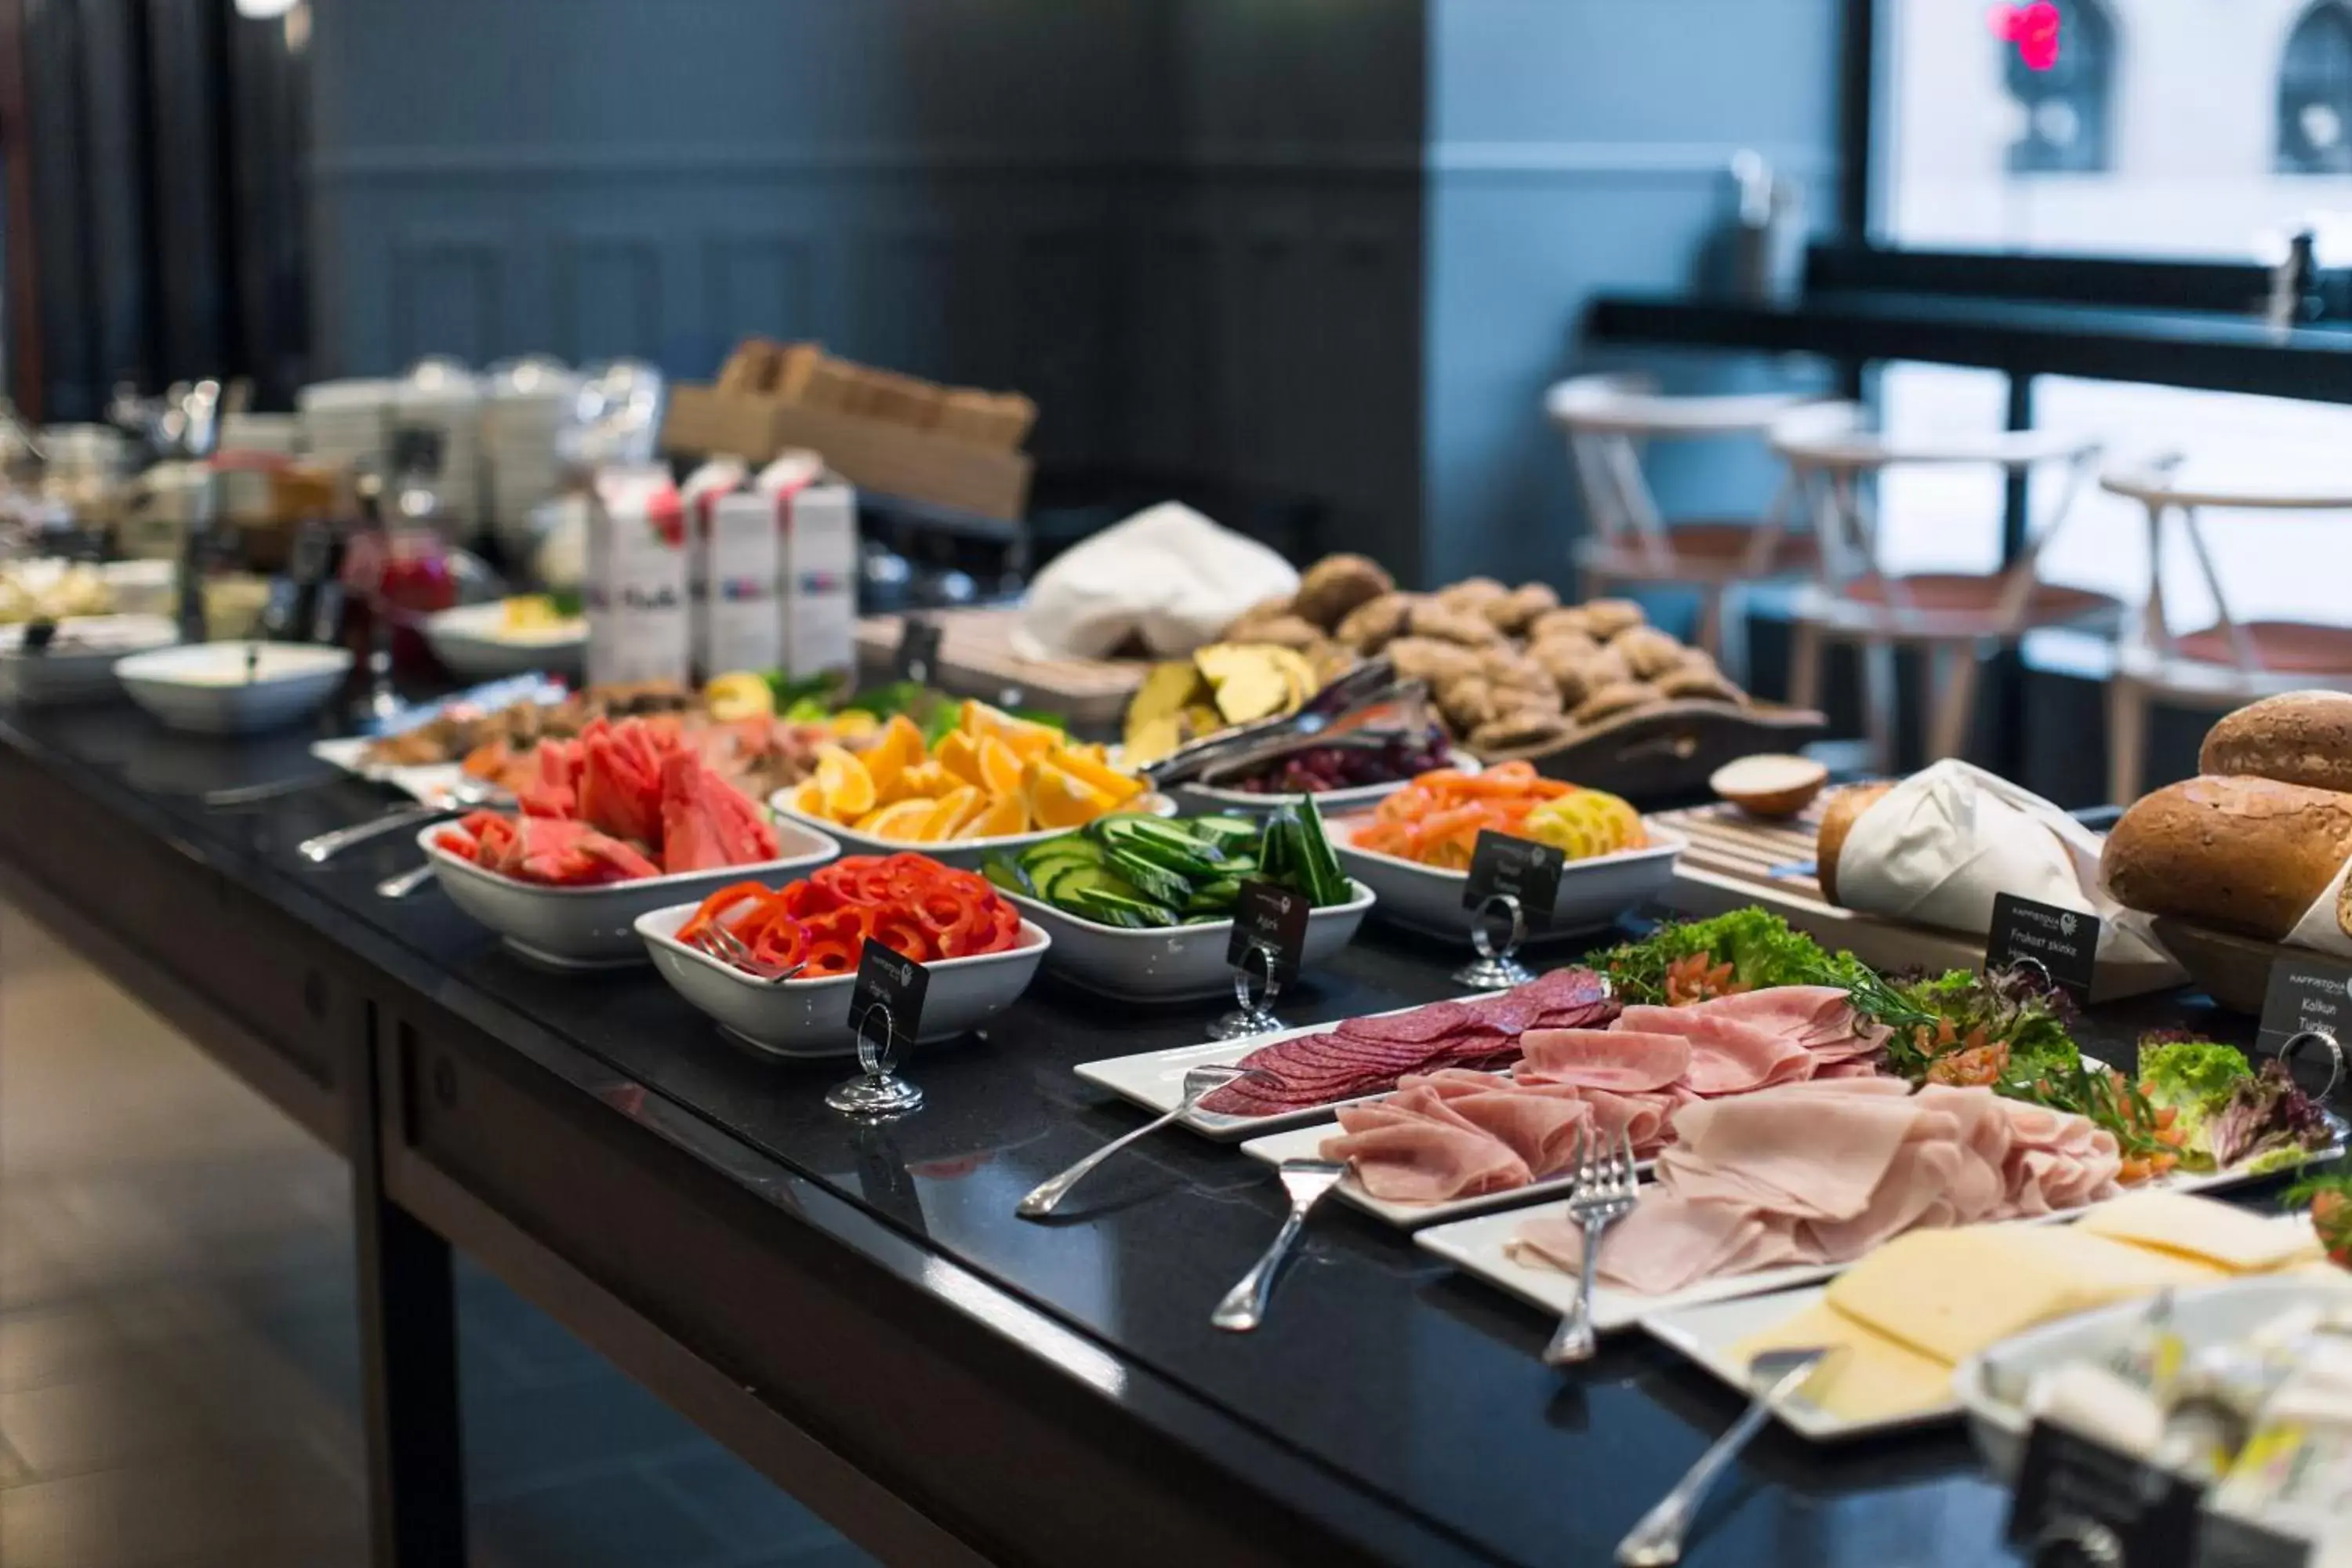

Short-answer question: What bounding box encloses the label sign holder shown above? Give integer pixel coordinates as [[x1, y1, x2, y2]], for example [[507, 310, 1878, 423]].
[[2005, 1419, 2201, 1568], [1986, 892, 2100, 1000], [1455, 830, 1561, 989], [828, 938, 929, 1118], [894, 615, 944, 684], [1209, 880, 1306, 1041], [2257, 952, 2352, 1104]]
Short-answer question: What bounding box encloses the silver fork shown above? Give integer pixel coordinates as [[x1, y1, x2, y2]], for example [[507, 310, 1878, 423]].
[[1541, 1125, 1640, 1367], [1615, 1345, 1832, 1566], [695, 923, 804, 985], [1017, 1064, 1265, 1219], [296, 779, 511, 865], [1210, 1158, 1347, 1334]]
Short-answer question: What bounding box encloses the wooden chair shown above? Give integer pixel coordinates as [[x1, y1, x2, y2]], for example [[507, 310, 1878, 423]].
[[1773, 405, 2118, 772], [2100, 459, 2352, 804], [1545, 373, 1823, 684]]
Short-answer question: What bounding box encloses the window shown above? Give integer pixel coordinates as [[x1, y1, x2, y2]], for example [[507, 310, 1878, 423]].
[[2003, 0, 2114, 174], [2280, 3, 2352, 174]]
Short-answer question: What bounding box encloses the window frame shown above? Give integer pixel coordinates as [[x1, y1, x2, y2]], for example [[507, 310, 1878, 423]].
[[1837, 0, 2347, 317]]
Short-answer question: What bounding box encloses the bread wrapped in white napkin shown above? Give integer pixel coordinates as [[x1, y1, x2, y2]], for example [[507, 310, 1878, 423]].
[[1013, 502, 1298, 660], [1832, 759, 2180, 975]]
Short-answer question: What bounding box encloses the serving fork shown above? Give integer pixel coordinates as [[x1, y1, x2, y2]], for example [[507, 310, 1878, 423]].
[[693, 922, 805, 985], [1541, 1125, 1640, 1367], [1211, 1157, 1347, 1333], [1017, 1064, 1267, 1219], [297, 778, 510, 866]]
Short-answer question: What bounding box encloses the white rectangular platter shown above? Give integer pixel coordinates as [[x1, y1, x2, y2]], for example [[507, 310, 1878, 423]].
[[310, 738, 466, 805], [1639, 1285, 1959, 1443], [1239, 1117, 1650, 1229]]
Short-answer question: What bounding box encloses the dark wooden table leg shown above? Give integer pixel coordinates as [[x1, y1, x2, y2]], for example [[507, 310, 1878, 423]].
[[351, 1004, 467, 1567]]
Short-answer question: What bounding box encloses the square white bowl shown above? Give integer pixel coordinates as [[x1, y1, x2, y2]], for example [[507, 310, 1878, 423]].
[[419, 818, 841, 967], [422, 601, 586, 681], [1327, 814, 1684, 942], [768, 790, 1176, 873], [115, 641, 354, 734], [635, 902, 1051, 1058], [0, 615, 178, 706], [996, 878, 1375, 1002]]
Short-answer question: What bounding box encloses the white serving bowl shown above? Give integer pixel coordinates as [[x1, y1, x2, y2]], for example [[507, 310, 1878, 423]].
[[635, 903, 1051, 1058], [0, 615, 177, 706], [768, 790, 1177, 873], [1167, 751, 1480, 818], [423, 601, 586, 681], [996, 878, 1375, 1002], [1327, 815, 1684, 942], [419, 818, 840, 967], [115, 641, 354, 734]]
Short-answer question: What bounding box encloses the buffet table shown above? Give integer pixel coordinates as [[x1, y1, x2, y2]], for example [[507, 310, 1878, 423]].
[[0, 704, 2267, 1567]]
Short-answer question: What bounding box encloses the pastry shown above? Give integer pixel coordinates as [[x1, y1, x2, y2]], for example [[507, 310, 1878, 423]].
[[1406, 601, 1507, 648], [1385, 637, 1486, 688], [1294, 554, 1397, 630], [1580, 598, 1647, 640], [1570, 680, 1653, 728], [1610, 626, 1686, 681], [1334, 591, 1414, 655], [1483, 583, 1561, 637]]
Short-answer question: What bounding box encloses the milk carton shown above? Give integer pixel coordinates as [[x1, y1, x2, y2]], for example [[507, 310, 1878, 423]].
[[754, 456, 856, 680], [686, 458, 779, 679], [583, 465, 690, 688]]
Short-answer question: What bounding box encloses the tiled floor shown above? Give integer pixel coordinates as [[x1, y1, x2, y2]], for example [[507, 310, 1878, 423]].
[[0, 902, 872, 1568]]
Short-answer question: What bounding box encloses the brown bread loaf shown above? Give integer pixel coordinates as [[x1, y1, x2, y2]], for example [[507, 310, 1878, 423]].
[[2198, 691, 2352, 795], [1813, 782, 1893, 906], [2101, 775, 2352, 940]]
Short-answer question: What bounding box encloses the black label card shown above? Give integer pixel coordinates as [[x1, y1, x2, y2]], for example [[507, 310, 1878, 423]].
[[893, 616, 943, 684], [388, 423, 447, 479], [1463, 831, 1563, 927], [1987, 893, 2100, 1000], [2005, 1421, 2201, 1568], [2258, 951, 2352, 1068], [851, 938, 929, 1051], [1228, 880, 1309, 986]]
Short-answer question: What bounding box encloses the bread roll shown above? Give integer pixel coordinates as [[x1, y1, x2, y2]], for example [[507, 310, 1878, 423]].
[[2102, 775, 2352, 940], [1814, 783, 1893, 906], [2198, 691, 2352, 794]]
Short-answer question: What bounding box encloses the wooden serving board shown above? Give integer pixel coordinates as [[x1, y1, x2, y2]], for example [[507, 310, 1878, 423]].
[[1651, 799, 2177, 1000], [1475, 702, 1828, 808], [855, 608, 1148, 731]]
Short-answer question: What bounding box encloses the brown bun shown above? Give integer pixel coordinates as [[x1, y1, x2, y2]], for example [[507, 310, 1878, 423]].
[[1814, 782, 1893, 907], [2198, 691, 2352, 794], [2102, 775, 2352, 941]]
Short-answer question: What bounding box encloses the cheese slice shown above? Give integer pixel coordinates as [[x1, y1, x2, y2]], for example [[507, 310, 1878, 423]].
[[1727, 1301, 1956, 1424], [2073, 1192, 2324, 1275]]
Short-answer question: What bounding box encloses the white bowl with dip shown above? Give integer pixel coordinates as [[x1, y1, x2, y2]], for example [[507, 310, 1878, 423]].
[[115, 641, 354, 735]]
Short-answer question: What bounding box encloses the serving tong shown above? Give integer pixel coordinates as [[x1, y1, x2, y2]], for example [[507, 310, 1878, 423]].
[[1139, 659, 1428, 789], [296, 778, 513, 865]]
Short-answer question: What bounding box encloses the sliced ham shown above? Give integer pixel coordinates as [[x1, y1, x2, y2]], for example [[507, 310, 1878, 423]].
[[1323, 1099, 1533, 1202], [1516, 1029, 1692, 1092]]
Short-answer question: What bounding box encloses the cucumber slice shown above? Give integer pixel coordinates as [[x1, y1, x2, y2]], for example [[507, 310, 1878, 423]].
[[982, 859, 1034, 898], [1103, 847, 1195, 909], [1095, 816, 1226, 877], [1184, 878, 1243, 915], [1044, 862, 1142, 906], [1259, 808, 1294, 886], [1180, 913, 1229, 925], [1186, 815, 1264, 852], [1019, 837, 1103, 873], [1294, 794, 1350, 908], [1066, 887, 1180, 928]]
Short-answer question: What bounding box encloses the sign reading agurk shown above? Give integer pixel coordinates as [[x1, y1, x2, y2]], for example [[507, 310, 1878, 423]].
[[851, 936, 929, 1048], [1986, 893, 2100, 1000]]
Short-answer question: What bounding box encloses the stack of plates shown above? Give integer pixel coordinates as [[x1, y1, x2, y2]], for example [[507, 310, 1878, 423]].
[[390, 360, 485, 543], [483, 357, 578, 561], [298, 379, 395, 474]]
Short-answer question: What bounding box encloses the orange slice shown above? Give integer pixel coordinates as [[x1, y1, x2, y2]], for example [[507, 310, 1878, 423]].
[[854, 798, 938, 842], [828, 709, 880, 741], [789, 779, 827, 817], [1025, 757, 1118, 830], [920, 786, 985, 842], [935, 730, 986, 791], [961, 699, 1062, 761], [862, 713, 927, 796], [884, 760, 955, 805], [1048, 744, 1146, 805], [956, 792, 1028, 840], [975, 735, 1025, 800], [813, 744, 876, 820]]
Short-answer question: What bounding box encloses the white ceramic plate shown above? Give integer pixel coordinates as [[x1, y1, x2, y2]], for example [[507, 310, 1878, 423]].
[[768, 791, 1176, 873], [310, 738, 466, 804], [1639, 1285, 1961, 1443], [635, 902, 1051, 1058], [1328, 816, 1685, 942], [419, 818, 840, 967], [0, 615, 177, 706], [1167, 752, 1481, 818], [423, 601, 586, 681], [1238, 1116, 1647, 1229], [1416, 1138, 2347, 1338], [996, 878, 1374, 1003], [116, 641, 354, 735], [1071, 996, 1482, 1142], [1954, 1257, 2347, 1483]]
